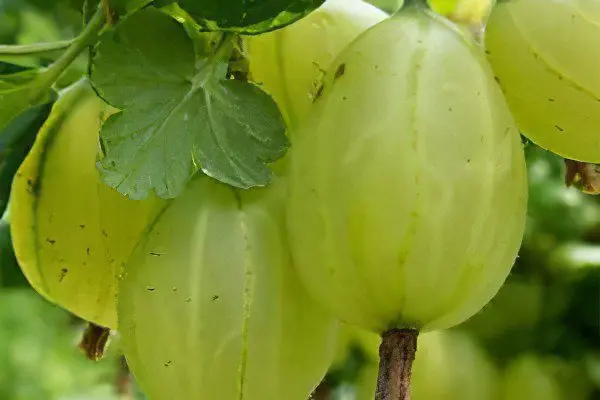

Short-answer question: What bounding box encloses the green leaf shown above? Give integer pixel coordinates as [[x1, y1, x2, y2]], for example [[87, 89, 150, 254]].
[[177, 0, 325, 34], [90, 8, 288, 200], [0, 67, 39, 88], [83, 0, 101, 23], [110, 0, 156, 15], [0, 84, 37, 131], [87, 0, 164, 20], [0, 68, 54, 131], [0, 65, 44, 127], [0, 62, 30, 75], [0, 100, 54, 215], [0, 211, 29, 289]]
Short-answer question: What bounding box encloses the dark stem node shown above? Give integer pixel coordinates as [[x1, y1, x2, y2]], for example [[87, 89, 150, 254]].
[[78, 322, 111, 361]]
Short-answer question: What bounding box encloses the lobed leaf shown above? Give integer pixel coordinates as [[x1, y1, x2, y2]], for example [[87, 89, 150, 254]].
[[91, 8, 288, 200], [0, 66, 52, 131]]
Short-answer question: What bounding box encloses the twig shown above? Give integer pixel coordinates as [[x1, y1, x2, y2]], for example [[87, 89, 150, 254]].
[[375, 329, 418, 400], [564, 159, 600, 194], [78, 322, 111, 361], [0, 40, 75, 57], [32, 7, 105, 100]]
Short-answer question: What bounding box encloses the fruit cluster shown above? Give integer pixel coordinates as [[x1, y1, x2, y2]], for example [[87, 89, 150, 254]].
[[5, 0, 597, 399]]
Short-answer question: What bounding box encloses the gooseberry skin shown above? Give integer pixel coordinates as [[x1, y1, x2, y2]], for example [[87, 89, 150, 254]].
[[245, 0, 387, 128], [118, 177, 338, 400], [485, 0, 600, 162], [10, 80, 161, 329], [287, 7, 527, 334]]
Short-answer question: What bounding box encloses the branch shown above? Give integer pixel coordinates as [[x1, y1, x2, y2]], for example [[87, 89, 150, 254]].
[[375, 329, 419, 400]]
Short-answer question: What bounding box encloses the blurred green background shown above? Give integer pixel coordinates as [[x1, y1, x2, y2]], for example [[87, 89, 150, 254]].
[[0, 0, 599, 399]]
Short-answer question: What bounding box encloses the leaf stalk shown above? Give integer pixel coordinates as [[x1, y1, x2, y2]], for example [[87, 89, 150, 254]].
[[0, 40, 75, 57], [32, 7, 105, 101]]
